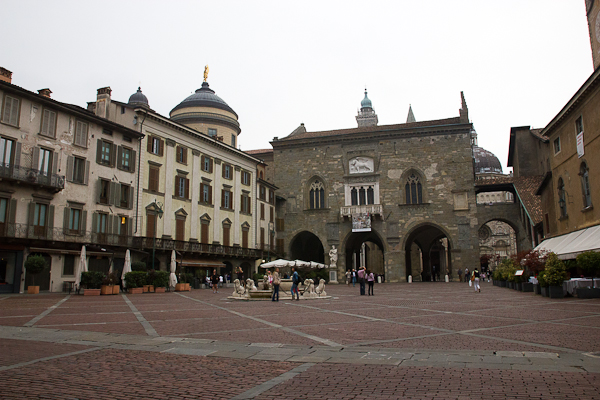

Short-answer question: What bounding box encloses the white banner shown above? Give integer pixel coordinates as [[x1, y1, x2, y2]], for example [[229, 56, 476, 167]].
[[352, 213, 371, 232]]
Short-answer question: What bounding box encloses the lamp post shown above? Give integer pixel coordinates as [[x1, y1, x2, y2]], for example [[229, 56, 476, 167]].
[[152, 200, 164, 271], [267, 221, 274, 262]]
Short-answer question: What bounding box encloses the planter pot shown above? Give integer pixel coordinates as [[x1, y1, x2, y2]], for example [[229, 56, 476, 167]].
[[507, 282, 514, 289], [514, 282, 522, 291], [185, 283, 190, 291], [128, 287, 143, 294], [548, 285, 564, 299], [521, 282, 534, 292], [83, 289, 101, 296], [101, 285, 113, 295], [27, 286, 40, 294], [500, 280, 507, 288], [144, 285, 154, 293], [534, 284, 541, 295], [154, 287, 166, 293], [113, 285, 120, 295], [541, 286, 549, 297], [175, 283, 186, 292], [576, 287, 600, 299]]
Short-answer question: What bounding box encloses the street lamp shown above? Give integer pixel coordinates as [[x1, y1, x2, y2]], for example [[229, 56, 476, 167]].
[[152, 200, 164, 271], [267, 221, 274, 262]]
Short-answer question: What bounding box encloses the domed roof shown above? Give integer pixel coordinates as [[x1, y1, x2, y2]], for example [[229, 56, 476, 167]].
[[360, 89, 373, 109], [170, 81, 237, 118], [128, 87, 149, 108], [473, 146, 503, 175]]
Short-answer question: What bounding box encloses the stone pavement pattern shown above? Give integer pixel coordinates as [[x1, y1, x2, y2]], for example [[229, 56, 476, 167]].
[[1, 281, 599, 399]]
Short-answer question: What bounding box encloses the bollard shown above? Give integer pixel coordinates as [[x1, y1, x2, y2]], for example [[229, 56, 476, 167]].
[[408, 275, 412, 283], [445, 274, 449, 282]]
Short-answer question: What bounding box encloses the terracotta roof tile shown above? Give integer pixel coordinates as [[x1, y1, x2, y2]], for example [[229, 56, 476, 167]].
[[513, 175, 545, 224], [245, 149, 273, 155]]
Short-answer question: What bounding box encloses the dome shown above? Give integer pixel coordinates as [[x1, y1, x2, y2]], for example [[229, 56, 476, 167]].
[[360, 90, 373, 109], [128, 87, 149, 108], [170, 81, 237, 118], [473, 146, 503, 175]]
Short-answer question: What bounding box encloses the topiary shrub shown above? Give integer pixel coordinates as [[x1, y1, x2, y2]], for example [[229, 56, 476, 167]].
[[577, 251, 600, 279], [24, 254, 47, 286], [124, 271, 148, 288], [80, 271, 104, 289], [151, 271, 169, 288], [544, 253, 567, 287], [131, 261, 147, 272], [537, 270, 548, 287]]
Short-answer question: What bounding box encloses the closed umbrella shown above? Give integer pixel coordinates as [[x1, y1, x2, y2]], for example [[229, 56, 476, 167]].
[[74, 245, 87, 290], [121, 249, 131, 289], [169, 250, 178, 289]]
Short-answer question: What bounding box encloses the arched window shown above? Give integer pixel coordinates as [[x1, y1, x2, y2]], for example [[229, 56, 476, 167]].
[[558, 178, 567, 218], [405, 173, 423, 204], [309, 180, 325, 209], [580, 162, 592, 208]]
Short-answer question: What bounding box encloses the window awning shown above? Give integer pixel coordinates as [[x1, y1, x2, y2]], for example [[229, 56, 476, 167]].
[[534, 225, 600, 260], [181, 259, 226, 268]]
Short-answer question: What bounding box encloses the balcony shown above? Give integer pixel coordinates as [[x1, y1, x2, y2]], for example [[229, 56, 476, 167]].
[[0, 164, 65, 192], [340, 204, 383, 217]]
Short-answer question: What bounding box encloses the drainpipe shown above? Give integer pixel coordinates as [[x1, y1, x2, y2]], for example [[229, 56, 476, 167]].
[[134, 109, 148, 234]]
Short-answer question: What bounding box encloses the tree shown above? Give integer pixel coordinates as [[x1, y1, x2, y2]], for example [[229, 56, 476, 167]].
[[24, 255, 47, 286], [576, 251, 600, 287]]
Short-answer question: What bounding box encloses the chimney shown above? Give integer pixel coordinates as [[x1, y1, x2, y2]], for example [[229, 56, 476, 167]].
[[0, 67, 12, 83], [95, 87, 112, 119], [38, 88, 52, 98]]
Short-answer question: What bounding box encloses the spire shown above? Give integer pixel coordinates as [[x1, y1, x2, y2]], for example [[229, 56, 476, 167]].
[[406, 104, 416, 123], [459, 91, 469, 123], [356, 87, 378, 127]]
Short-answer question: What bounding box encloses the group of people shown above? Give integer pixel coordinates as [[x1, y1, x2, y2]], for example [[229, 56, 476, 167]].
[[345, 267, 375, 295], [457, 267, 482, 293]]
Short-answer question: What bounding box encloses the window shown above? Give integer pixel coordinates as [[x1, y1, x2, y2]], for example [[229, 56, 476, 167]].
[[120, 184, 131, 208], [176, 216, 186, 241], [201, 155, 213, 173], [67, 156, 88, 184], [64, 203, 86, 235], [241, 193, 251, 214], [40, 109, 57, 138], [99, 179, 110, 204], [351, 186, 375, 206], [260, 227, 265, 249], [231, 134, 236, 148], [221, 189, 232, 210], [553, 137, 561, 155], [222, 220, 231, 246], [260, 185, 266, 201], [33, 203, 48, 236], [0, 137, 15, 167], [96, 213, 108, 234], [242, 225, 249, 248], [38, 148, 52, 176], [118, 146, 134, 172], [270, 206, 274, 223], [99, 140, 112, 166], [276, 218, 284, 232], [74, 120, 88, 147], [222, 164, 232, 180], [200, 182, 213, 205], [1, 95, 20, 126], [576, 116, 584, 136], [200, 216, 210, 244], [405, 174, 423, 204], [309, 180, 325, 209], [147, 136, 164, 156], [208, 128, 217, 138], [146, 212, 157, 238], [241, 171, 250, 186], [63, 255, 75, 276], [580, 162, 592, 208], [0, 197, 9, 235], [175, 176, 189, 199], [260, 203, 265, 220], [558, 177, 567, 218], [269, 189, 274, 204], [148, 166, 159, 192], [176, 146, 187, 164]]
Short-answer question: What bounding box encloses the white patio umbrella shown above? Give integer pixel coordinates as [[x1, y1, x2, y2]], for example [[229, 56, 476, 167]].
[[121, 249, 131, 288], [259, 259, 294, 269], [309, 261, 328, 269], [293, 259, 311, 268], [169, 250, 178, 288], [74, 245, 87, 289]]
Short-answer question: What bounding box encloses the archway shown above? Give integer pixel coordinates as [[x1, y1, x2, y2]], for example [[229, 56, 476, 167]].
[[478, 220, 517, 271], [404, 224, 451, 282], [290, 231, 325, 263], [343, 231, 385, 276]]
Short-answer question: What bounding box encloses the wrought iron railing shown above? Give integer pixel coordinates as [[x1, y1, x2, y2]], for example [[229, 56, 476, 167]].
[[0, 223, 260, 258], [0, 163, 65, 191]]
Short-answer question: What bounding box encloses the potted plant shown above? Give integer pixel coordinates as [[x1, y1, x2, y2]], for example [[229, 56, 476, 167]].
[[101, 272, 119, 295], [152, 271, 169, 293], [538, 270, 548, 297], [176, 273, 192, 291], [131, 261, 147, 271], [124, 271, 147, 294], [24, 254, 47, 294], [80, 271, 104, 295], [544, 253, 567, 299], [575, 251, 600, 298]]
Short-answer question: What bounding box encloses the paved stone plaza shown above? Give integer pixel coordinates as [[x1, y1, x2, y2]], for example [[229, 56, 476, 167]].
[[1, 281, 600, 399]]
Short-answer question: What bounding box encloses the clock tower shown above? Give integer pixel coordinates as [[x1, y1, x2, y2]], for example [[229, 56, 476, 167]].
[[586, 0, 600, 69]]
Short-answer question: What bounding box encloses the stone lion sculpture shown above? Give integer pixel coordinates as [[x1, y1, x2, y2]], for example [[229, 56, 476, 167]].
[[246, 278, 257, 291], [315, 279, 327, 297], [231, 279, 248, 298]]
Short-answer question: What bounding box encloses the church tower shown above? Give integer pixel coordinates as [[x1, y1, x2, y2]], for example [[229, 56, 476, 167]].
[[356, 89, 378, 127], [587, 0, 600, 70]]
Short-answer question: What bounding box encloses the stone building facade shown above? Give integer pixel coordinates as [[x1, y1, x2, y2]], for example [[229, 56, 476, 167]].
[[270, 92, 480, 282]]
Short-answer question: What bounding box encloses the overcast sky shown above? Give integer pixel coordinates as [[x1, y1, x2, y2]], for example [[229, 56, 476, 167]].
[[2, 1, 594, 171]]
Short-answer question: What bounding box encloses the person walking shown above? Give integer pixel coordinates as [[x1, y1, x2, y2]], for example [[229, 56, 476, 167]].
[[352, 269, 357, 287], [473, 268, 481, 292], [458, 268, 463, 282], [346, 270, 351, 286], [357, 267, 366, 295], [291, 267, 300, 301], [464, 268, 469, 284], [211, 269, 219, 293], [367, 269, 375, 296], [272, 267, 281, 302]]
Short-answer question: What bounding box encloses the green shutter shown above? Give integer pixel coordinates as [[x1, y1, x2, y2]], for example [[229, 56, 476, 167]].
[[83, 160, 90, 185], [47, 205, 54, 240], [63, 207, 70, 234], [96, 139, 102, 163], [66, 156, 74, 182], [81, 211, 87, 234]]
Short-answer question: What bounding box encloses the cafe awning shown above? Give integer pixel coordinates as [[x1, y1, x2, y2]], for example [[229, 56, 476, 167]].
[[181, 259, 226, 268], [534, 224, 600, 260]]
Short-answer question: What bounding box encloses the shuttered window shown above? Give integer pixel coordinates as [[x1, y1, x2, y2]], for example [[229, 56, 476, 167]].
[[201, 220, 210, 244], [1, 95, 20, 126], [74, 121, 88, 147], [148, 166, 159, 192], [40, 109, 57, 138], [200, 183, 212, 205], [176, 217, 185, 241], [223, 224, 230, 247]]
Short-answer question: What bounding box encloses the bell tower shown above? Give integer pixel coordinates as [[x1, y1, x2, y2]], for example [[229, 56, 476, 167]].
[[586, 0, 600, 69], [356, 89, 378, 127]]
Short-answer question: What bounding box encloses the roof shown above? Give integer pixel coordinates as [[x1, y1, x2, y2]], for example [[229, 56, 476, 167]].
[[170, 81, 238, 118], [245, 149, 273, 155], [513, 175, 545, 225]]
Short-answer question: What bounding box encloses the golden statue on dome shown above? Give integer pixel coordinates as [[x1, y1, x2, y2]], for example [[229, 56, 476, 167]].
[[203, 65, 209, 82]]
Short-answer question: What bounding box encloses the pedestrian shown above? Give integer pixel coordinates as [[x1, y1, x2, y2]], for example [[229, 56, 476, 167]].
[[357, 266, 366, 295], [464, 268, 469, 284], [346, 270, 351, 286], [352, 269, 357, 287], [219, 275, 223, 288], [473, 268, 481, 292], [237, 267, 244, 286], [211, 269, 219, 293], [458, 268, 463, 282], [272, 267, 281, 301], [432, 265, 436, 282], [291, 267, 300, 300], [367, 269, 375, 296]]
